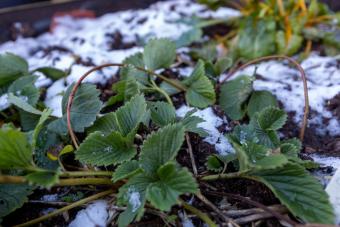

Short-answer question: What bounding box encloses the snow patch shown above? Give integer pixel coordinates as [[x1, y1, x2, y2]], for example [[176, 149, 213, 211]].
[[326, 169, 340, 224], [69, 200, 108, 227], [127, 188, 142, 213], [311, 154, 340, 170], [176, 105, 234, 155], [0, 94, 9, 111], [41, 194, 58, 202]]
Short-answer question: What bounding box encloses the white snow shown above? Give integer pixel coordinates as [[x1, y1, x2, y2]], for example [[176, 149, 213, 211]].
[[223, 53, 340, 136], [127, 188, 142, 213], [179, 211, 195, 227], [69, 200, 108, 227], [0, 94, 9, 111], [311, 154, 340, 170], [326, 169, 340, 224], [41, 194, 58, 202], [176, 105, 234, 155]]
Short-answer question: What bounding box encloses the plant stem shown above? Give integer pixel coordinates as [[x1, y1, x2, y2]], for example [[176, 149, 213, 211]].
[[0, 175, 114, 186], [150, 79, 173, 105], [200, 171, 246, 181], [14, 189, 114, 227], [180, 199, 217, 227], [57, 178, 113, 186], [60, 171, 113, 178]]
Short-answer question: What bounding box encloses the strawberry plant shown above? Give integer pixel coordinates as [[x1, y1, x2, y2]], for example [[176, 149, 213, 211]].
[[193, 0, 340, 59], [0, 38, 336, 226]]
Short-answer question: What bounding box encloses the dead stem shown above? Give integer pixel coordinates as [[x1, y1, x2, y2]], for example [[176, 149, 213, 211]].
[[185, 133, 198, 176], [196, 191, 240, 227], [207, 191, 298, 226], [219, 55, 310, 142], [179, 199, 218, 227]]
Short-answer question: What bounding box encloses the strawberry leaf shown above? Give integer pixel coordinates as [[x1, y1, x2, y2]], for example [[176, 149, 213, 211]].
[[140, 123, 185, 174], [251, 163, 335, 224], [143, 38, 176, 70], [112, 160, 143, 183], [48, 83, 102, 134], [121, 53, 148, 85], [76, 131, 136, 166], [34, 67, 66, 81], [8, 93, 42, 115], [89, 94, 147, 136], [0, 184, 33, 218], [8, 75, 39, 106], [149, 101, 176, 127], [183, 60, 216, 108], [146, 162, 197, 211], [117, 174, 154, 227], [247, 90, 278, 119], [219, 76, 254, 120], [0, 53, 28, 88], [0, 127, 33, 169], [25, 170, 60, 188], [257, 107, 287, 131]]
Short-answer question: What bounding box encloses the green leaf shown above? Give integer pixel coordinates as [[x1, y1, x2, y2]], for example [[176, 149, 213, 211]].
[[206, 155, 223, 172], [34, 128, 61, 170], [190, 42, 217, 62], [89, 94, 147, 136], [143, 38, 176, 70], [25, 170, 60, 188], [247, 91, 278, 119], [251, 163, 335, 224], [8, 75, 39, 106], [176, 28, 203, 48], [257, 107, 287, 131], [121, 52, 148, 85], [140, 124, 185, 174], [181, 110, 208, 137], [150, 101, 176, 127], [0, 53, 28, 88], [0, 128, 33, 169], [48, 83, 103, 134], [230, 124, 258, 145], [32, 109, 52, 150], [106, 75, 140, 107], [34, 67, 66, 81], [183, 60, 216, 108], [76, 131, 136, 166], [8, 93, 42, 115], [112, 160, 143, 183], [214, 57, 232, 75], [219, 76, 254, 120], [250, 117, 280, 148], [0, 184, 33, 218], [276, 31, 303, 56], [117, 174, 154, 227], [236, 17, 276, 60], [146, 162, 197, 211]]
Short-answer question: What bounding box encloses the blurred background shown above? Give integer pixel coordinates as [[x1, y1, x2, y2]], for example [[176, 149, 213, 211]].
[[0, 0, 339, 43]]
